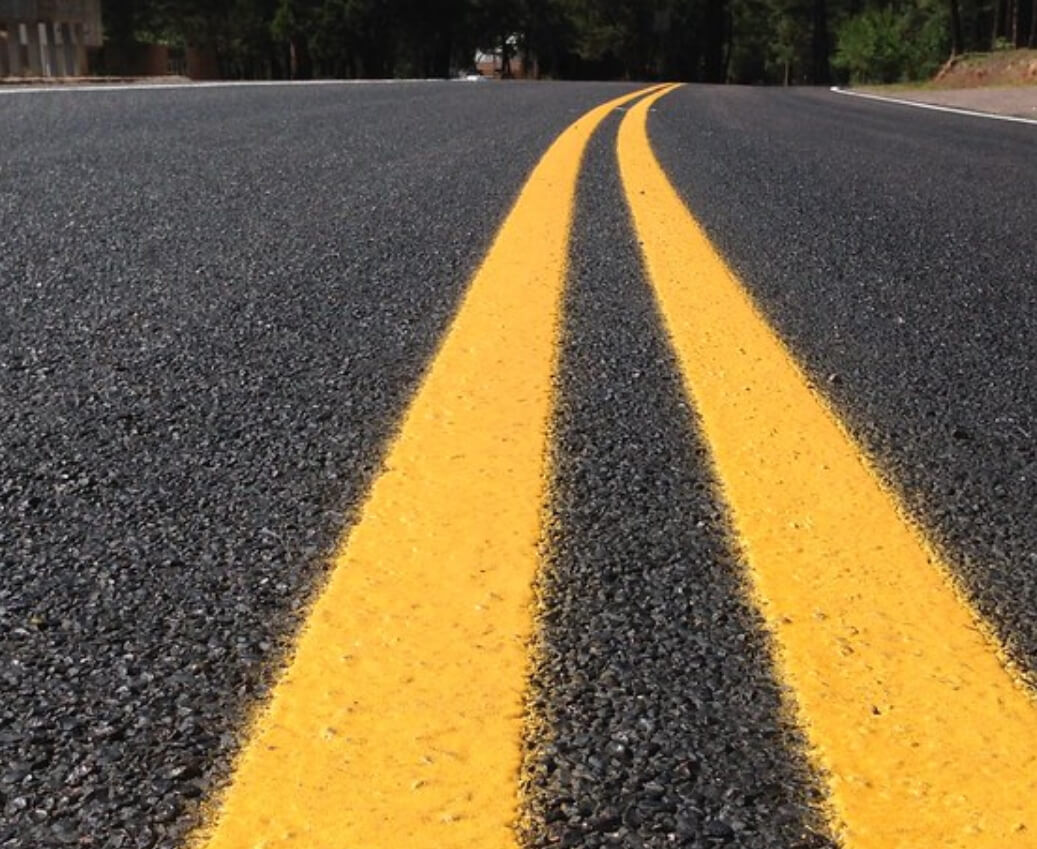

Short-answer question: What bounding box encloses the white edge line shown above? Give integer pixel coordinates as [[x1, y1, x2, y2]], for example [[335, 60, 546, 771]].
[[830, 85, 1037, 127], [0, 78, 440, 96]]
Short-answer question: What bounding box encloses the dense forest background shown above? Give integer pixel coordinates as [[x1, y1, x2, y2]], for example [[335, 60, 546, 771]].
[[101, 0, 1037, 84]]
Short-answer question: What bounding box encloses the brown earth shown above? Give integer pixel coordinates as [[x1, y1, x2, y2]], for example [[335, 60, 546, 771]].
[[932, 48, 1037, 88]]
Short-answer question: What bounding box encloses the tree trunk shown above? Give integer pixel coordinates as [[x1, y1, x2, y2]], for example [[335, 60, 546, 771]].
[[290, 37, 312, 79], [812, 0, 831, 83], [500, 33, 512, 78], [991, 0, 1002, 47], [949, 0, 964, 54], [702, 0, 726, 82], [1030, 0, 1037, 46], [723, 3, 734, 80], [432, 32, 451, 77]]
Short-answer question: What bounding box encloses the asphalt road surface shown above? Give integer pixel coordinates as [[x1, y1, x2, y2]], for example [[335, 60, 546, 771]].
[[1, 81, 1035, 849]]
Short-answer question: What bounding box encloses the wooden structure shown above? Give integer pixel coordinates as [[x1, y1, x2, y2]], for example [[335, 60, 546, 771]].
[[0, 0, 102, 78]]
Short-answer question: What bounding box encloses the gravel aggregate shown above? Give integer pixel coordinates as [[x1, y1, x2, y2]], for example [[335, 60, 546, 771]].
[[3, 81, 1035, 849], [520, 113, 835, 849], [650, 85, 1037, 683], [0, 81, 636, 849]]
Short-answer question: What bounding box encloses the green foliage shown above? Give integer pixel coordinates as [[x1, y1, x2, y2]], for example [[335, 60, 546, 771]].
[[100, 0, 1029, 83], [911, 2, 950, 78], [834, 7, 912, 82], [833, 2, 948, 83], [769, 0, 812, 82]]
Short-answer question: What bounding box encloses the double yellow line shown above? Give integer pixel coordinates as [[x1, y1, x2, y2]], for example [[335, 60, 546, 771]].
[[195, 86, 1037, 849]]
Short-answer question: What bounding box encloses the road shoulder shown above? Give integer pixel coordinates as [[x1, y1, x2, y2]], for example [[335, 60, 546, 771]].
[[838, 84, 1037, 121]]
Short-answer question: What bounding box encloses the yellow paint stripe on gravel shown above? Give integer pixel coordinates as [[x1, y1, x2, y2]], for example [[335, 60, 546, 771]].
[[196, 86, 655, 849], [618, 86, 1037, 849]]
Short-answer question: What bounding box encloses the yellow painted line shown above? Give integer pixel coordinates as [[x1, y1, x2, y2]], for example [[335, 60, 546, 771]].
[[618, 86, 1037, 849], [194, 86, 656, 849]]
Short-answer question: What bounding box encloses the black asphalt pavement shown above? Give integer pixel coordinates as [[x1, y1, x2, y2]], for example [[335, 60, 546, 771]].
[[520, 111, 833, 849], [0, 81, 637, 848], [649, 86, 1037, 683], [1, 81, 1035, 849]]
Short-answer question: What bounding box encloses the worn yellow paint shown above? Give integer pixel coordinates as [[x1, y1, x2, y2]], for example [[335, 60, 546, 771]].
[[618, 85, 1037, 849], [194, 86, 654, 849]]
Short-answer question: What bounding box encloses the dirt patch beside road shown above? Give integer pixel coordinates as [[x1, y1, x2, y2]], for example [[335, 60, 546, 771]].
[[933, 49, 1037, 87]]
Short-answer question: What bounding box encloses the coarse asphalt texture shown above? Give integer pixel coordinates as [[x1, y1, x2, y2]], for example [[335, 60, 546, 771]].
[[0, 81, 638, 848], [520, 111, 834, 849], [647, 85, 1037, 684], [2, 81, 1036, 849]]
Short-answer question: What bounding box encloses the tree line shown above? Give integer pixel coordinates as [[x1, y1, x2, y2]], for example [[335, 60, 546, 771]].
[[101, 0, 1037, 85]]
